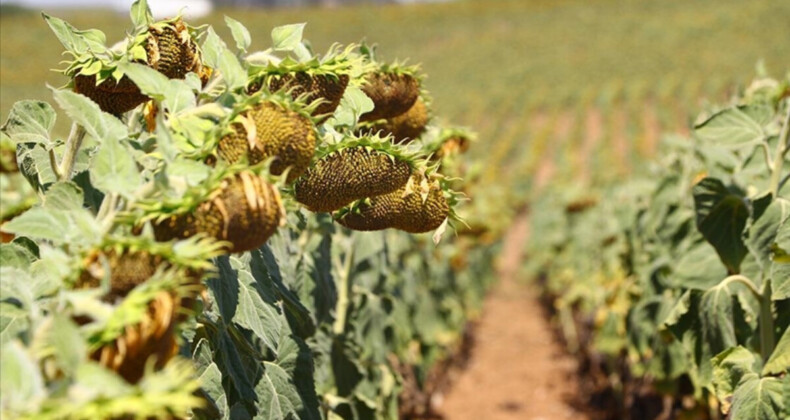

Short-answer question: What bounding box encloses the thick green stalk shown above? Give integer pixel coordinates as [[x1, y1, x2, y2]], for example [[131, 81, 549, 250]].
[[58, 123, 86, 181], [723, 275, 773, 360], [332, 243, 355, 336], [759, 281, 775, 361], [97, 192, 120, 233], [48, 149, 61, 180]]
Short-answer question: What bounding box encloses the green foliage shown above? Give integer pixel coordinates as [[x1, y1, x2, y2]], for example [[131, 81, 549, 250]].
[[526, 74, 790, 417], [0, 3, 492, 419]]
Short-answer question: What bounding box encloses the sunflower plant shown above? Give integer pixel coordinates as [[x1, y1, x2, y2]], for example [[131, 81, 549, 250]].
[[0, 1, 495, 419]]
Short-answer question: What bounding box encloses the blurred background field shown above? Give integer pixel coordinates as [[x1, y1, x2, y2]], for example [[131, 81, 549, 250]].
[[2, 1, 790, 418], [3, 0, 789, 194]]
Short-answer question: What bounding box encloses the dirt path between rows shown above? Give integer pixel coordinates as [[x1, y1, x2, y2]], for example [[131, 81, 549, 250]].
[[575, 108, 602, 183], [437, 110, 591, 420], [438, 210, 588, 420]]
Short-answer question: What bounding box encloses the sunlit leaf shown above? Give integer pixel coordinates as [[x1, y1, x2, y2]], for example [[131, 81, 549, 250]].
[[0, 341, 45, 414], [42, 181, 84, 211], [225, 16, 251, 52], [763, 327, 790, 375], [729, 374, 785, 420], [695, 104, 773, 147], [1, 101, 56, 146], [130, 0, 153, 28], [329, 86, 374, 127], [51, 88, 128, 144], [42, 13, 106, 56], [772, 216, 790, 299], [118, 63, 196, 113], [90, 139, 141, 199], [46, 315, 87, 376], [271, 23, 306, 52], [201, 28, 245, 91], [1, 205, 100, 247], [712, 346, 761, 414]]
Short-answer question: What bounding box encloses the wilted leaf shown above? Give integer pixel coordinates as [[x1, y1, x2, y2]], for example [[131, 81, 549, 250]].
[[251, 245, 316, 339], [192, 339, 228, 419], [215, 325, 256, 402], [700, 280, 750, 356], [252, 361, 316, 420], [664, 287, 753, 388], [210, 256, 282, 351]]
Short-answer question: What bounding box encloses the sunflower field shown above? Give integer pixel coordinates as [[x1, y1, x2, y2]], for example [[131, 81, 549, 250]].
[[0, 1, 494, 418], [1, 0, 789, 419]]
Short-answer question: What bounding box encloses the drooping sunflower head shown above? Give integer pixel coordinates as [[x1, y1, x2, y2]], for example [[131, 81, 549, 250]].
[[44, 13, 207, 115], [248, 44, 373, 121]]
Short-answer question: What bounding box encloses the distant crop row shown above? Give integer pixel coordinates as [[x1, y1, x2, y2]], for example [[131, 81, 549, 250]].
[[525, 72, 790, 419]]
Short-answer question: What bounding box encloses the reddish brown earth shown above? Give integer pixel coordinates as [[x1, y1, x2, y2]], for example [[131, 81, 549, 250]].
[[641, 100, 660, 157], [575, 108, 603, 182], [673, 99, 691, 137], [611, 106, 631, 174], [439, 132, 590, 419], [534, 110, 575, 189], [438, 212, 588, 420]]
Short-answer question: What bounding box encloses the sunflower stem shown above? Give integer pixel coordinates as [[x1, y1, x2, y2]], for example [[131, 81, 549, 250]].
[[97, 193, 121, 233], [48, 148, 61, 180], [759, 281, 775, 361], [332, 238, 355, 336], [58, 123, 86, 181], [720, 274, 761, 300]]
